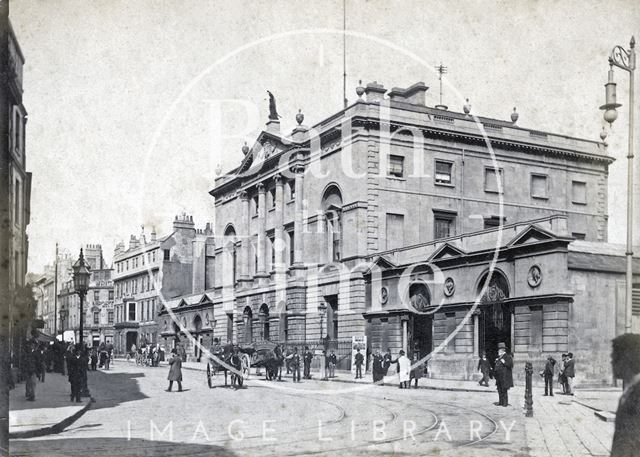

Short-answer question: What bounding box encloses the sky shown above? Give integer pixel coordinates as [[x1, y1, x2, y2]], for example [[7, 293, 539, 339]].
[[9, 0, 639, 272]]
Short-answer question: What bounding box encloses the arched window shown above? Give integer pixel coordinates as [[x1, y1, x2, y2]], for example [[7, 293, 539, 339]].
[[224, 225, 237, 284], [259, 303, 269, 341], [243, 306, 253, 344], [322, 185, 343, 262], [408, 282, 431, 312]]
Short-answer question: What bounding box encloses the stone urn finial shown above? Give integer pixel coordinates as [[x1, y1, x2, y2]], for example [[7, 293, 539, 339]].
[[295, 109, 304, 126], [241, 141, 249, 155], [463, 98, 471, 115], [599, 126, 608, 143], [511, 107, 519, 123], [356, 80, 365, 99], [215, 163, 222, 176]]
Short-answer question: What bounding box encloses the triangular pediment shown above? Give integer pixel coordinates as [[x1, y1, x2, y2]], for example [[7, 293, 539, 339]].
[[428, 243, 466, 261], [360, 255, 397, 274], [507, 225, 557, 247], [198, 294, 212, 305], [177, 298, 189, 308], [238, 131, 292, 174]]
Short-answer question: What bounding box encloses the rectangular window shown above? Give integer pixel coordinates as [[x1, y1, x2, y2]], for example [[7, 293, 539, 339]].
[[484, 168, 503, 193], [434, 160, 453, 185], [93, 312, 99, 325], [388, 155, 404, 178], [108, 311, 114, 324], [289, 182, 295, 201], [163, 249, 170, 261], [108, 290, 114, 300], [94, 290, 99, 302], [386, 213, 405, 250], [152, 250, 156, 262], [128, 302, 136, 321], [572, 180, 587, 205], [253, 196, 259, 215], [433, 210, 456, 239], [572, 232, 586, 240], [270, 189, 276, 209], [531, 174, 548, 199], [14, 179, 20, 226], [269, 236, 275, 269], [288, 230, 295, 266]]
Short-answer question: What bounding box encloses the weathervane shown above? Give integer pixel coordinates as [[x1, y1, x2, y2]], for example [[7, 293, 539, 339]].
[[434, 62, 448, 110]]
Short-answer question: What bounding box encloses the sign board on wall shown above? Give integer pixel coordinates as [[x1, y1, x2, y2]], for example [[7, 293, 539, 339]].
[[351, 335, 367, 375]]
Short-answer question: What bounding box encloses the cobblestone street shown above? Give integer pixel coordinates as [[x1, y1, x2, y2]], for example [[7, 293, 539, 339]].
[[9, 361, 614, 456]]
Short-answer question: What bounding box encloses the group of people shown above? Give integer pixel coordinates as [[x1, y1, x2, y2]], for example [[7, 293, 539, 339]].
[[540, 352, 576, 396], [90, 342, 113, 371], [370, 348, 427, 388], [129, 343, 164, 367]]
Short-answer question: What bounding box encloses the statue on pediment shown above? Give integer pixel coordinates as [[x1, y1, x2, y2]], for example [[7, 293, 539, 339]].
[[267, 90, 281, 120]]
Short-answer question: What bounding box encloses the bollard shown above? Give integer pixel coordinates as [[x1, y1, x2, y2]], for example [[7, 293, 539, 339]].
[[524, 361, 533, 417]]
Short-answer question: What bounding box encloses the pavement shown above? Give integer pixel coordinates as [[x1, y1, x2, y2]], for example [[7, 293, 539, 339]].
[[9, 360, 621, 456], [9, 370, 92, 438]]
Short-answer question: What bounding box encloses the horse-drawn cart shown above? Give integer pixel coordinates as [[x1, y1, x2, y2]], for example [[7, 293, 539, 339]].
[[206, 341, 283, 388]]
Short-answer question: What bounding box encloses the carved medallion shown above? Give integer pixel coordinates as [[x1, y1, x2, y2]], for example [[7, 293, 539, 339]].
[[444, 277, 455, 297], [379, 287, 389, 305], [263, 141, 275, 158], [527, 265, 542, 288]]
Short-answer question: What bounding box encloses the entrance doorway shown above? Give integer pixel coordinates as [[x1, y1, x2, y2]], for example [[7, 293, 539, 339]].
[[411, 314, 433, 360], [125, 332, 137, 352], [477, 271, 511, 364], [326, 296, 338, 341]]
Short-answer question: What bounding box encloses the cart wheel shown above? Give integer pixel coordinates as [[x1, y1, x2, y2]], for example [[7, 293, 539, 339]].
[[241, 353, 251, 380], [207, 363, 213, 388]]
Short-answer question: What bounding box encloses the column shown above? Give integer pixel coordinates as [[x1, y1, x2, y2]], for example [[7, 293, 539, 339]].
[[292, 165, 305, 272], [472, 311, 479, 357], [401, 315, 409, 353], [274, 174, 285, 269], [238, 191, 252, 286], [256, 183, 268, 281]]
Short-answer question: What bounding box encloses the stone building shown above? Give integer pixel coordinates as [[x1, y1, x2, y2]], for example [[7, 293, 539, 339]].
[[59, 245, 114, 346], [161, 80, 638, 381], [112, 216, 214, 355], [1, 7, 32, 382]]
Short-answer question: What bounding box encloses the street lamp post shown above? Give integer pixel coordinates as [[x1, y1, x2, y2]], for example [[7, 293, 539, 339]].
[[318, 302, 327, 349], [72, 249, 91, 397], [600, 36, 636, 334]]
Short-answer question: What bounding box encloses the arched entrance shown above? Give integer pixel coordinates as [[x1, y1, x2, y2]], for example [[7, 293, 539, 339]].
[[408, 282, 433, 360], [477, 270, 511, 364], [259, 304, 269, 341], [243, 306, 253, 344], [322, 185, 343, 262]]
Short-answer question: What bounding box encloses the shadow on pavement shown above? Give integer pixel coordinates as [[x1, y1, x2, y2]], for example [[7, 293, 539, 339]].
[[86, 370, 148, 411], [10, 437, 238, 457]]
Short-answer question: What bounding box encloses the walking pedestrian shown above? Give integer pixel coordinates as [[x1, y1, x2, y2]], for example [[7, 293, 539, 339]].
[[558, 353, 568, 394], [67, 346, 81, 402], [411, 354, 425, 388], [328, 350, 337, 378], [610, 333, 640, 457], [24, 342, 37, 401], [543, 355, 556, 396], [493, 342, 513, 407], [372, 349, 384, 384], [397, 350, 410, 389], [90, 347, 98, 371], [383, 348, 392, 376], [354, 349, 364, 379], [303, 346, 313, 379], [291, 347, 301, 382], [477, 352, 491, 387], [564, 352, 575, 395], [166, 348, 183, 392]]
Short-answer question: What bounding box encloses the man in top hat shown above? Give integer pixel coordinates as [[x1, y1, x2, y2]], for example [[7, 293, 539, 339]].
[[493, 342, 513, 407], [610, 333, 640, 457], [563, 352, 575, 395]]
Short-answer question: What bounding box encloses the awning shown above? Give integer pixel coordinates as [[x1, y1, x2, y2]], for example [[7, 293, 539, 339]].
[[34, 330, 56, 343]]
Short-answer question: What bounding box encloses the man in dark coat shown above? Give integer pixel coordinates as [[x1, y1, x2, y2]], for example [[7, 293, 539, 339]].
[[563, 352, 575, 395], [328, 350, 337, 378], [372, 349, 384, 384], [354, 349, 364, 379], [303, 346, 313, 379], [66, 346, 82, 402], [166, 348, 183, 392], [290, 347, 301, 382], [24, 342, 37, 401], [477, 352, 491, 387], [610, 333, 640, 457], [383, 349, 392, 376], [543, 355, 556, 396], [493, 342, 513, 407]]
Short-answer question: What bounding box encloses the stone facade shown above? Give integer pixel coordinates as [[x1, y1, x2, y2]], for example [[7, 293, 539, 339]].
[[162, 80, 637, 381]]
